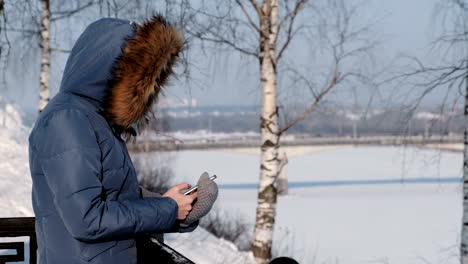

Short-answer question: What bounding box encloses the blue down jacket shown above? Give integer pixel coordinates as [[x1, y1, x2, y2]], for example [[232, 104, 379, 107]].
[[28, 16, 190, 264]]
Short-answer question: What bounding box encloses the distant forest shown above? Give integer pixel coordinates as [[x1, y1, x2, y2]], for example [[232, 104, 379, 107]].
[[149, 106, 463, 137]]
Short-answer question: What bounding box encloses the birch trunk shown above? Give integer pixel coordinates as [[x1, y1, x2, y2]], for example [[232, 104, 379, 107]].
[[39, 0, 50, 112], [461, 10, 468, 260], [252, 1, 280, 263], [461, 66, 468, 264]]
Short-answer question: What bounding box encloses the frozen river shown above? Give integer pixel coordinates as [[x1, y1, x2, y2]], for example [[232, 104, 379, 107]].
[[160, 146, 463, 264]]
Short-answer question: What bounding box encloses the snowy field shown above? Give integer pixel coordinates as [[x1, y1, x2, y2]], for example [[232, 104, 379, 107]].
[[163, 146, 462, 264], [1, 101, 464, 263]]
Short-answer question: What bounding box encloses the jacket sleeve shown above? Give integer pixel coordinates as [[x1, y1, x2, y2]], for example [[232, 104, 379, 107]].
[[36, 109, 178, 242], [140, 187, 198, 233]]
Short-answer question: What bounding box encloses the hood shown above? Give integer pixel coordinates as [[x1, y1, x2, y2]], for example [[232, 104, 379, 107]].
[[60, 16, 183, 129]]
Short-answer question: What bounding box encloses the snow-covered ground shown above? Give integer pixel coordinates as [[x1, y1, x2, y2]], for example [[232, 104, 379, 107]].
[[166, 147, 462, 264], [1, 100, 464, 264], [0, 103, 253, 264], [165, 228, 254, 263], [0, 100, 32, 217]]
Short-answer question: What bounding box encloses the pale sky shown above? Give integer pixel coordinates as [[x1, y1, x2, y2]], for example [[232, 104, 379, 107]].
[[2, 0, 451, 112], [168, 0, 443, 107]]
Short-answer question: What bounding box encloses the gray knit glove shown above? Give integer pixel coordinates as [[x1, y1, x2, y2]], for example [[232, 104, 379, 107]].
[[182, 172, 218, 226]]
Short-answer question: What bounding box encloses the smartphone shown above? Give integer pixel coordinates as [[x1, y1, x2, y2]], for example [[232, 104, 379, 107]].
[[183, 175, 217, 195]]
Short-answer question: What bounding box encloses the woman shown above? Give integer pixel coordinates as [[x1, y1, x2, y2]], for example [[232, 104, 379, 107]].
[[28, 16, 215, 264]]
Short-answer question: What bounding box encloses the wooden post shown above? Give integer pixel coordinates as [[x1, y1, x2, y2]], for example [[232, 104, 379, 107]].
[[277, 151, 288, 195]]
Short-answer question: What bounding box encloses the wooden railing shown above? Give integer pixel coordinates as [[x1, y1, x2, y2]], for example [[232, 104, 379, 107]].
[[0, 218, 37, 264], [0, 217, 194, 264]]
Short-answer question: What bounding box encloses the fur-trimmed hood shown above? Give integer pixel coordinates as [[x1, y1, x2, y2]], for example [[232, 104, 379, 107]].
[[60, 16, 183, 132]]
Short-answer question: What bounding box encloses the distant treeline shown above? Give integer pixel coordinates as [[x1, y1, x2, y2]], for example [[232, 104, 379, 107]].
[[149, 108, 463, 137]]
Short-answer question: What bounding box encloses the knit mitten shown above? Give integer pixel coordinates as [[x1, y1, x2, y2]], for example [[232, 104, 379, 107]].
[[182, 172, 218, 226]]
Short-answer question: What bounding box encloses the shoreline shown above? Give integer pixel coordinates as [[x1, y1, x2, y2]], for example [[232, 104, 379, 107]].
[[219, 143, 464, 157]]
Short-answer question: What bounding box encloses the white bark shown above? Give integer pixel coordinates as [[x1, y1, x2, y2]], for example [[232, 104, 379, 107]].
[[252, 1, 280, 263], [461, 66, 468, 264], [39, 0, 50, 112], [461, 9, 468, 263]]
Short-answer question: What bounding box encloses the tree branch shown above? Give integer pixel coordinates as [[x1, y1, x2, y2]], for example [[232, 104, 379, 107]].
[[247, 0, 263, 18], [277, 11, 302, 61], [235, 0, 261, 33], [189, 29, 258, 57], [279, 67, 340, 133], [277, 0, 307, 32], [1, 27, 39, 34], [51, 47, 71, 53], [51, 0, 95, 22]]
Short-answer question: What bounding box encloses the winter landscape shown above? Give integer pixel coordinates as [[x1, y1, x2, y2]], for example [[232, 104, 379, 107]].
[[1, 0, 468, 264], [0, 101, 464, 263]]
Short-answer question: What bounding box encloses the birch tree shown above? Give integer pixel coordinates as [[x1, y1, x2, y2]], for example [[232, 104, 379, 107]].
[[181, 0, 377, 262], [3, 0, 182, 112], [0, 0, 5, 62], [1, 0, 96, 112], [384, 1, 467, 261], [463, 48, 468, 264], [37, 0, 123, 112], [38, 0, 50, 112], [438, 2, 468, 262], [434, 3, 468, 262]]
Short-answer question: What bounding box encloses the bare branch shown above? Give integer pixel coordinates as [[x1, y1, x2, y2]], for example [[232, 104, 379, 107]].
[[186, 27, 258, 57], [235, 0, 261, 33], [280, 67, 340, 133], [183, 1, 259, 58], [277, 0, 307, 32], [1, 27, 39, 34], [277, 0, 378, 134], [381, 56, 466, 86], [51, 47, 71, 53], [277, 10, 303, 61], [50, 0, 95, 21], [247, 0, 263, 18]]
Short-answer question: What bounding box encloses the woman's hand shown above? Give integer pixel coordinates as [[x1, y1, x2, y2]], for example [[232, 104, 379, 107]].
[[163, 183, 198, 220]]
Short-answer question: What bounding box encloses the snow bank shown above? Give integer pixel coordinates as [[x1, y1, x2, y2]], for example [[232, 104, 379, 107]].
[[165, 228, 254, 264], [0, 99, 33, 217], [0, 99, 28, 143]]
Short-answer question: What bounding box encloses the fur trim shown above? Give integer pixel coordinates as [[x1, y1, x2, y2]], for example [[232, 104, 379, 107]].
[[104, 15, 183, 129]]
